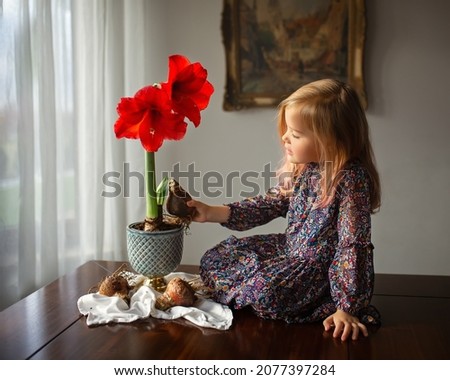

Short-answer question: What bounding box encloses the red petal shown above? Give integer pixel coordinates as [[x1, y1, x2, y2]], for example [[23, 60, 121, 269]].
[[164, 115, 188, 140], [135, 85, 157, 101], [167, 55, 191, 84], [114, 118, 139, 139], [135, 85, 173, 111], [187, 80, 214, 110], [173, 63, 208, 93], [137, 101, 188, 152], [114, 97, 147, 139], [172, 97, 201, 127], [140, 130, 164, 152], [138, 111, 164, 152]]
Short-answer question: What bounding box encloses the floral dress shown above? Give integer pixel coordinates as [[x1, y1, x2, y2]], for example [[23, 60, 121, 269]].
[[200, 161, 380, 325]]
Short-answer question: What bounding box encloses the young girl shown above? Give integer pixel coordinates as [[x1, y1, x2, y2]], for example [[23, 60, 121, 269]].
[[187, 79, 381, 341]]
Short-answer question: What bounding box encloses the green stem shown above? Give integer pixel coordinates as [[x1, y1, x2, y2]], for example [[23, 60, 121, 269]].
[[145, 151, 158, 219]]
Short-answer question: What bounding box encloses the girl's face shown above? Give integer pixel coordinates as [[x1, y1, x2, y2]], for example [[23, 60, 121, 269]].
[[282, 107, 319, 164]]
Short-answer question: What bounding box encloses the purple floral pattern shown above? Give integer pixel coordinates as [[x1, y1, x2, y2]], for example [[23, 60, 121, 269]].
[[200, 162, 380, 324]]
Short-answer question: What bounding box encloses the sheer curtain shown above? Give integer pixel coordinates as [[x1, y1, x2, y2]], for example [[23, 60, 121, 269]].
[[0, 0, 165, 311]]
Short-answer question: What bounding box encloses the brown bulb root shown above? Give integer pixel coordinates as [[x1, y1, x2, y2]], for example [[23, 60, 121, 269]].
[[98, 274, 131, 301], [155, 277, 196, 310], [166, 178, 195, 218]]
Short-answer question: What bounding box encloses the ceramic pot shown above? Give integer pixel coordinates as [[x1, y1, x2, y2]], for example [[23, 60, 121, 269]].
[[126, 222, 184, 277]]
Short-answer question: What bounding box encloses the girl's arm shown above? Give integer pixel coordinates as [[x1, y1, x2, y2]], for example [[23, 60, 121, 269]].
[[188, 185, 290, 230], [328, 167, 375, 336]]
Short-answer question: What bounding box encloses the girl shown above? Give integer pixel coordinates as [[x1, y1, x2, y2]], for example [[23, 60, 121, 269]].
[[187, 79, 381, 341]]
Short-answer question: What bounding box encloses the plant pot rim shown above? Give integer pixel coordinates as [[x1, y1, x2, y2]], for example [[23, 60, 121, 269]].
[[127, 221, 184, 235]]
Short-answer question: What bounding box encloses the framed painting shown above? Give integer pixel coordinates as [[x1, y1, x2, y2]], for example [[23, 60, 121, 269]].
[[222, 0, 367, 110]]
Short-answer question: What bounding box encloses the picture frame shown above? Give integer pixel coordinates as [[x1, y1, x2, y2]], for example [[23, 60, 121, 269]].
[[222, 0, 367, 110]]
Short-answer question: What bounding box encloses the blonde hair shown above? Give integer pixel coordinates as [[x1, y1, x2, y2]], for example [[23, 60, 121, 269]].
[[277, 79, 381, 213]]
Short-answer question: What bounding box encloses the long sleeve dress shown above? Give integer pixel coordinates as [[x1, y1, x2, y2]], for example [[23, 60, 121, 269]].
[[199, 161, 381, 325]]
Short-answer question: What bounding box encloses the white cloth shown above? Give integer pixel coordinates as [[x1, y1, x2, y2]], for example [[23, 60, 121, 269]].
[[77, 272, 233, 330]]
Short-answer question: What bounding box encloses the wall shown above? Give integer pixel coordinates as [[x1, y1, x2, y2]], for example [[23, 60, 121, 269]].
[[146, 0, 450, 275]]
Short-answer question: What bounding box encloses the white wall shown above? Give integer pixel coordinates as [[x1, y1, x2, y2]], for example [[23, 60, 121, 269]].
[[145, 0, 450, 275]]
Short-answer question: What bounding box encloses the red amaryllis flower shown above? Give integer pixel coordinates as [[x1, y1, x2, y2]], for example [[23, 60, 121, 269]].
[[113, 55, 213, 230], [114, 85, 187, 152], [161, 54, 214, 127]]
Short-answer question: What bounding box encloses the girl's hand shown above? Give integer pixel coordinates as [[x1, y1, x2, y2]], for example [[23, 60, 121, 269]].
[[186, 199, 210, 222], [186, 200, 231, 223], [323, 309, 368, 341]]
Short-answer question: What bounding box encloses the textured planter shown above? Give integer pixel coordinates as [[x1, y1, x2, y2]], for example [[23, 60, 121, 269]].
[[127, 222, 184, 277]]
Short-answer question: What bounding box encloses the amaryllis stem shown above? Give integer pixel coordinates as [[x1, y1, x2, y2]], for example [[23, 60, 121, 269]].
[[145, 151, 158, 220]]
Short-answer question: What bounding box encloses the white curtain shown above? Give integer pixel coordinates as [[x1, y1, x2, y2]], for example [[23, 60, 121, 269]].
[[0, 0, 164, 311]]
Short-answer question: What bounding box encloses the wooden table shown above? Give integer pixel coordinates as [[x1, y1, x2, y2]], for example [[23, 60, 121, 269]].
[[1, 260, 450, 360]]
